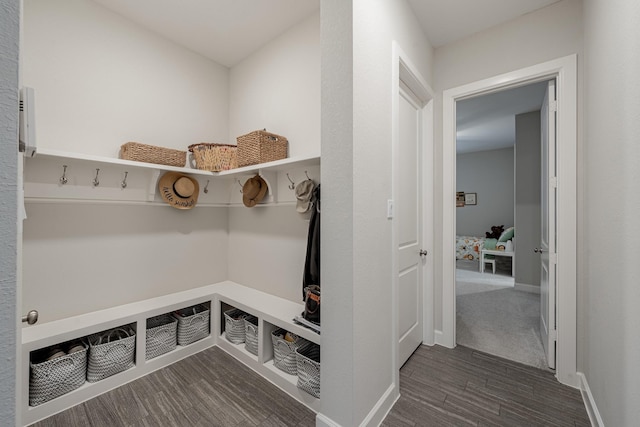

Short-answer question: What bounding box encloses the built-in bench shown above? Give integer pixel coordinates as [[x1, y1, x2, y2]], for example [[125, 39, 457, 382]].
[[21, 281, 321, 426]]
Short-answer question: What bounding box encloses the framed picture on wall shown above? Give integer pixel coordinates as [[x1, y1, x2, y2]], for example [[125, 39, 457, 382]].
[[456, 191, 465, 207], [464, 192, 477, 205]]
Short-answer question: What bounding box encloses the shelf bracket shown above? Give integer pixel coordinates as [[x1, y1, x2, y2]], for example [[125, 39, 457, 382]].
[[147, 170, 161, 202]]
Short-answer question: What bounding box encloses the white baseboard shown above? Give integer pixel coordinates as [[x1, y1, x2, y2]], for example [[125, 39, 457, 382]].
[[316, 413, 341, 427], [434, 329, 455, 348], [359, 384, 398, 427], [577, 372, 604, 427], [515, 282, 541, 294], [316, 384, 399, 427]]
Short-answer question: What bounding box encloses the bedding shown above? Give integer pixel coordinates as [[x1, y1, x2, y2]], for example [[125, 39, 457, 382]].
[[456, 234, 514, 261], [456, 236, 485, 261]]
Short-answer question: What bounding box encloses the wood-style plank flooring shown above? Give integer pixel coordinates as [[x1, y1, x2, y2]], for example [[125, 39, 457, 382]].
[[33, 344, 590, 427], [383, 345, 590, 427], [32, 347, 316, 427]]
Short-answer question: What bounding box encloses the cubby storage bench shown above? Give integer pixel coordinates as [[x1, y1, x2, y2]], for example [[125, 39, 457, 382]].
[[21, 281, 321, 426]]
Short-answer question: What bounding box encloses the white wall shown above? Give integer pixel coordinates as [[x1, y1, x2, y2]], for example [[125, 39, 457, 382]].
[[583, 0, 640, 424], [456, 147, 514, 237], [0, 0, 19, 423], [19, 0, 233, 324], [227, 206, 310, 303], [229, 12, 320, 158], [515, 111, 541, 288], [225, 12, 320, 306], [22, 204, 229, 322], [22, 0, 229, 158], [433, 0, 583, 332], [320, 0, 355, 424], [321, 0, 434, 425]]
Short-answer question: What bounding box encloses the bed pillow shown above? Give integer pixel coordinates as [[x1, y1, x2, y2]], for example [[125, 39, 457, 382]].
[[498, 226, 514, 242], [484, 238, 497, 250]]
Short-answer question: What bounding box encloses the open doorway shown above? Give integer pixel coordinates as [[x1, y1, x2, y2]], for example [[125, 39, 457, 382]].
[[440, 55, 578, 387], [454, 81, 550, 369]]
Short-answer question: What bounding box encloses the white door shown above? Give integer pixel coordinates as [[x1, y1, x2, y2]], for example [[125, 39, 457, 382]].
[[397, 86, 424, 366], [539, 79, 557, 369]]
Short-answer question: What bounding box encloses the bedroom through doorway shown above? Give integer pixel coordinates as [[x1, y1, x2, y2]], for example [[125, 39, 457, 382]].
[[454, 80, 551, 370]]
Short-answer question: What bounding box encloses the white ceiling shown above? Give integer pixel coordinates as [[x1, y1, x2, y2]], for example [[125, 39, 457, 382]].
[[407, 0, 561, 47], [456, 81, 549, 154], [92, 0, 559, 152], [92, 0, 320, 68], [93, 0, 561, 66]]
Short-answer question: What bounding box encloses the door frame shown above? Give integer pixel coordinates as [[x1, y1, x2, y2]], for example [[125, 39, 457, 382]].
[[391, 41, 434, 382], [440, 55, 578, 387]]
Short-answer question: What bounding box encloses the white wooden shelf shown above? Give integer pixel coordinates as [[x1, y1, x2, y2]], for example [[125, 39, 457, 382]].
[[21, 281, 321, 425], [24, 149, 320, 206]]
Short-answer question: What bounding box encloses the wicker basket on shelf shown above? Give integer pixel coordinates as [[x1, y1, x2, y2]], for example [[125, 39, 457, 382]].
[[29, 342, 88, 406], [188, 143, 238, 172], [236, 129, 288, 167], [224, 308, 248, 344], [145, 314, 177, 360], [296, 342, 321, 398], [173, 304, 210, 346], [120, 142, 186, 167]]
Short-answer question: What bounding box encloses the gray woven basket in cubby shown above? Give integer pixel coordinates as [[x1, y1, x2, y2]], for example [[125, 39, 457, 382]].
[[87, 327, 136, 382], [146, 314, 178, 360], [173, 304, 210, 346], [271, 328, 306, 376], [243, 315, 259, 356], [296, 342, 320, 398], [224, 308, 248, 344], [29, 343, 88, 406]]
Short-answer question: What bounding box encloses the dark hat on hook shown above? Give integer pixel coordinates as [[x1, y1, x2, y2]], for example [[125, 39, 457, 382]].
[[242, 174, 268, 207], [158, 172, 199, 209]]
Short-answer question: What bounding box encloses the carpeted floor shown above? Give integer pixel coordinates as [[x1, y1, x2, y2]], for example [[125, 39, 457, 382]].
[[455, 260, 550, 370]]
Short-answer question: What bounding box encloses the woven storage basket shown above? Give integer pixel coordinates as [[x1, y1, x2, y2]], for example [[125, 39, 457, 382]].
[[243, 315, 259, 356], [271, 328, 306, 376], [296, 342, 320, 398], [87, 327, 136, 382], [188, 143, 238, 172], [173, 304, 210, 346], [224, 308, 248, 344], [146, 314, 178, 360], [29, 343, 87, 406], [236, 130, 288, 167], [120, 142, 186, 167]]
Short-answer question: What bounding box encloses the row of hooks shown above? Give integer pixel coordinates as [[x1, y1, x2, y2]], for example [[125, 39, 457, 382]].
[[60, 165, 128, 188], [57, 164, 312, 195], [233, 170, 314, 193], [58, 164, 215, 192]]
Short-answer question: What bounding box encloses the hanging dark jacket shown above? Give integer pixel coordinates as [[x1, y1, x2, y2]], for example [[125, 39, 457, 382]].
[[303, 184, 320, 299]]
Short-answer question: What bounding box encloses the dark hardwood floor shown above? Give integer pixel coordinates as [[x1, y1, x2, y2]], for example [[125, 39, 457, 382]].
[[33, 345, 590, 427], [383, 345, 590, 427], [32, 347, 316, 427]]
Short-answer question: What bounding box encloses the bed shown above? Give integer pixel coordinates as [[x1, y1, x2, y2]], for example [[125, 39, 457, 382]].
[[456, 236, 485, 261], [456, 227, 515, 261]]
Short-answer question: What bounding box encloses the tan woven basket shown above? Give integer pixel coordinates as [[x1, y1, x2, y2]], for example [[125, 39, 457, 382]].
[[236, 130, 288, 167], [188, 143, 238, 172], [120, 142, 186, 167]]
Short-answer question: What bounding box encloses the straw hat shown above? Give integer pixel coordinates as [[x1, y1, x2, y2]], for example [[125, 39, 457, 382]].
[[158, 172, 199, 209], [242, 175, 268, 207]]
